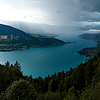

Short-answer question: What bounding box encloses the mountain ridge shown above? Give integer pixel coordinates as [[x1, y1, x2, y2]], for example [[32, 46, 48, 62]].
[[0, 24, 66, 51]]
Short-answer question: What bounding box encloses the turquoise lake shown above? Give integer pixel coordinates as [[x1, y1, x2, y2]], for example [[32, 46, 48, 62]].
[[0, 35, 97, 78]]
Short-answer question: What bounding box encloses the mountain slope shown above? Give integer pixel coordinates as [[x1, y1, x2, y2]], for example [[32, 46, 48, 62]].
[[0, 24, 26, 35], [0, 24, 66, 51], [78, 33, 100, 57]]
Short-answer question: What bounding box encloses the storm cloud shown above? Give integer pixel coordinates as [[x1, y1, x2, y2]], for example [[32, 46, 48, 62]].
[[0, 0, 100, 34], [0, 0, 83, 25]]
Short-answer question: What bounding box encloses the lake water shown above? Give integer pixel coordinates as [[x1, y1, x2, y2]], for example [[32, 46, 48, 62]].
[[0, 35, 97, 78]]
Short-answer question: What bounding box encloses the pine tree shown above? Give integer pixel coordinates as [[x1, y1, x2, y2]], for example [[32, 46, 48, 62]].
[[14, 61, 21, 71]]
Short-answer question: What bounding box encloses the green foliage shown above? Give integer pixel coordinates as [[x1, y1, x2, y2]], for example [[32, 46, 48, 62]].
[[45, 91, 62, 100], [0, 52, 100, 100], [63, 86, 78, 100], [48, 79, 56, 92], [80, 82, 100, 100], [14, 61, 21, 71], [0, 79, 37, 100], [58, 80, 64, 92], [0, 24, 65, 52], [0, 61, 23, 94]]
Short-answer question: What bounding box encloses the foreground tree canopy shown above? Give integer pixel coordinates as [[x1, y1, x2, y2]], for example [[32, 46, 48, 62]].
[[0, 53, 100, 100]]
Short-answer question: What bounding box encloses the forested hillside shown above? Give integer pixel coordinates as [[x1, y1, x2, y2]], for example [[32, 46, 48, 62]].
[[0, 53, 100, 100], [78, 33, 100, 57], [0, 24, 66, 51]]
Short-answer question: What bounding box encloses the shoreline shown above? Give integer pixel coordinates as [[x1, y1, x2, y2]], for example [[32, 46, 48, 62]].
[[77, 37, 99, 57], [0, 41, 75, 52]]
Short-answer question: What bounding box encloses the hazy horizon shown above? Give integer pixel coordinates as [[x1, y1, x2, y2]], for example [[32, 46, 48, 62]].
[[0, 0, 100, 35]]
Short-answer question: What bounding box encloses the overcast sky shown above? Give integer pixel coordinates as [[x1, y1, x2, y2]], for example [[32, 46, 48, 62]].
[[0, 0, 100, 26]]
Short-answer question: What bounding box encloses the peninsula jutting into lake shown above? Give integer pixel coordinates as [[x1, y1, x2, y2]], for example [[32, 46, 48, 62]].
[[77, 33, 100, 57], [0, 24, 72, 52]]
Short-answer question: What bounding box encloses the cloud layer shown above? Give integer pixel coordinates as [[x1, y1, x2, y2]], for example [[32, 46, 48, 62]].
[[0, 0, 100, 27]]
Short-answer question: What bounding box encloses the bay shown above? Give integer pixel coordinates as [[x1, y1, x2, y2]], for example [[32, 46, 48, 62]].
[[0, 35, 97, 78]]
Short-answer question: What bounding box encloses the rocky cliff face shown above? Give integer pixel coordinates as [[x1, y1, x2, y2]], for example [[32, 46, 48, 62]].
[[0, 34, 32, 40], [0, 35, 8, 40]]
